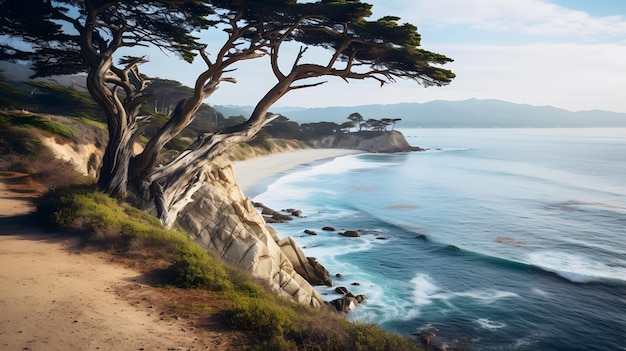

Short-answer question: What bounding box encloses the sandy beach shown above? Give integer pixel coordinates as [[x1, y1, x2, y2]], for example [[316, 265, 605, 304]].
[[233, 148, 360, 193]]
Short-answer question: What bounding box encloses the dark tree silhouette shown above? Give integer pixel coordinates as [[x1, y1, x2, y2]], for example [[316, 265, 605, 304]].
[[348, 112, 365, 131], [389, 118, 402, 130]]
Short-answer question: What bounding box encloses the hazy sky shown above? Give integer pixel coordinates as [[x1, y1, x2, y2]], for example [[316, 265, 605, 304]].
[[139, 0, 626, 112]]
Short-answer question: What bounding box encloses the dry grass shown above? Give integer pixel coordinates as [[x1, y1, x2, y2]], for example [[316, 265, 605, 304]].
[[0, 153, 89, 190]]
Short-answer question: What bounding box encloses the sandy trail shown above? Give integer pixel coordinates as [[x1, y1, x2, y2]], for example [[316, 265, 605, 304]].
[[0, 235, 209, 351], [0, 173, 246, 351]]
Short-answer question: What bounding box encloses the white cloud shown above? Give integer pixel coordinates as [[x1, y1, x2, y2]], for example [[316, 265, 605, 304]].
[[407, 43, 626, 112], [262, 43, 626, 113], [371, 0, 626, 42]]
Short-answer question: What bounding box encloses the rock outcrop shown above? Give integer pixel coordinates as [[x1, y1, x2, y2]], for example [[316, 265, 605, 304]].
[[330, 285, 367, 313], [339, 230, 360, 237], [177, 165, 330, 308], [307, 130, 423, 153]]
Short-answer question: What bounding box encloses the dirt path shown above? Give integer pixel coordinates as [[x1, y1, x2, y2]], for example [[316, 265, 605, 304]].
[[0, 173, 249, 351]]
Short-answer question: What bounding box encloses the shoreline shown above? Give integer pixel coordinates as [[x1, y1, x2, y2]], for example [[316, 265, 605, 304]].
[[232, 148, 361, 194]]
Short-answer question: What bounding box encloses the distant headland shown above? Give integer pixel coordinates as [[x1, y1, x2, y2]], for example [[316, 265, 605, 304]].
[[215, 99, 626, 128]]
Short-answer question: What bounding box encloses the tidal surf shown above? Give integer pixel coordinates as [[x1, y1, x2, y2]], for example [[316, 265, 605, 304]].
[[250, 128, 626, 351]]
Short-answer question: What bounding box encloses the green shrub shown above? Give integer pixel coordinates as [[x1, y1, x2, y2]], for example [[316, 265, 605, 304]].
[[40, 186, 233, 291], [1, 111, 74, 140], [348, 323, 420, 351], [167, 246, 232, 291], [27, 80, 104, 119], [248, 131, 273, 151], [255, 335, 298, 351], [226, 295, 299, 337], [237, 280, 269, 299], [0, 113, 44, 155], [164, 136, 190, 151]]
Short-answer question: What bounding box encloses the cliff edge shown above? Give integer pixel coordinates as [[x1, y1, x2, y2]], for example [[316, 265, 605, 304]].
[[307, 130, 423, 153], [178, 166, 329, 308]]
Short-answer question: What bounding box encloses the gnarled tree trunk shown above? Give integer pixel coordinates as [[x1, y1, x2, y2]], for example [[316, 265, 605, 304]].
[[141, 110, 280, 228]]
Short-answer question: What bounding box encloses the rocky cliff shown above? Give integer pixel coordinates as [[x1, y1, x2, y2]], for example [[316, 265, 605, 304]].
[[307, 130, 423, 152], [177, 166, 330, 308]]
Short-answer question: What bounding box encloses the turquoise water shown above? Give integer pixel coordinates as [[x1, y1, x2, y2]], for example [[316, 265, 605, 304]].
[[250, 128, 626, 351]]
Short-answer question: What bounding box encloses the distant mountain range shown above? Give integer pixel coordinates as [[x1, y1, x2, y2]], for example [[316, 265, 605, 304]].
[[3, 61, 623, 128], [215, 99, 626, 128]]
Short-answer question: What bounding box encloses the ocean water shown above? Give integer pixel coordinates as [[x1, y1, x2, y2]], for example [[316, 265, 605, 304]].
[[250, 128, 626, 351]]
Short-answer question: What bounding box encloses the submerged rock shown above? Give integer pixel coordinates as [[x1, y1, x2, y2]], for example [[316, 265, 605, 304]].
[[335, 286, 349, 295], [253, 202, 293, 223], [330, 297, 358, 313], [339, 230, 360, 237], [329, 293, 367, 313]]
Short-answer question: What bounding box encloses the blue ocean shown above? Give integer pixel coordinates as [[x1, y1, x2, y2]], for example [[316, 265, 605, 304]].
[[250, 128, 626, 351]]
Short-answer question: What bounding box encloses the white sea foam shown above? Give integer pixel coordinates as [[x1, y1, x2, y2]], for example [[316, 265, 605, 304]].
[[406, 274, 520, 321], [423, 147, 471, 153], [256, 154, 386, 203], [512, 330, 544, 350], [530, 287, 551, 297], [275, 154, 385, 185], [348, 283, 394, 323], [452, 289, 520, 304], [527, 251, 626, 284], [352, 273, 444, 323], [411, 273, 441, 306], [314, 266, 411, 325], [256, 183, 323, 202], [301, 233, 389, 262], [476, 318, 506, 330]]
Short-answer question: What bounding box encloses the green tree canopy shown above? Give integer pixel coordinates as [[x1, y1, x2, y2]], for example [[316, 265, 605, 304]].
[[348, 112, 364, 131], [0, 0, 214, 75]]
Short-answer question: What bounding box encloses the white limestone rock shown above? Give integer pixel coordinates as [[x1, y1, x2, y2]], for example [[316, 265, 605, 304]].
[[178, 165, 327, 308]]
